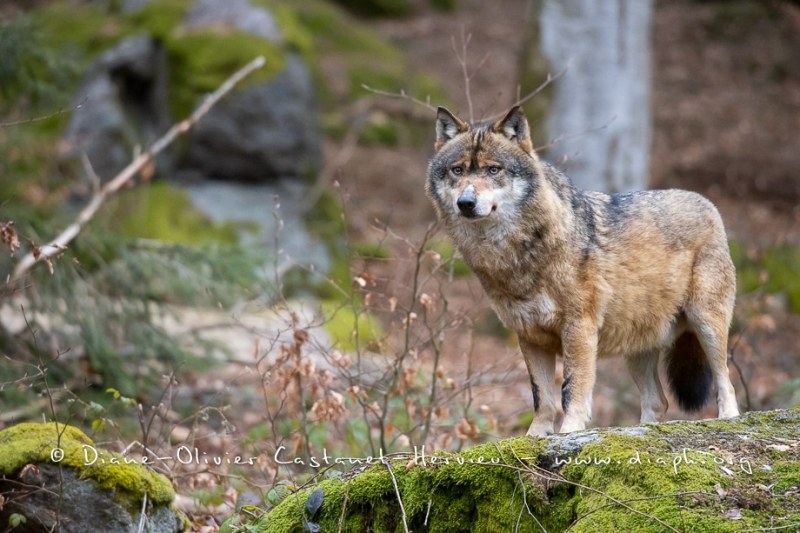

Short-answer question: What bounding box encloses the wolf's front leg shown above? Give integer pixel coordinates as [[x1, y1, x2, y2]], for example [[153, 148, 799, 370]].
[[559, 322, 598, 433], [520, 339, 557, 437]]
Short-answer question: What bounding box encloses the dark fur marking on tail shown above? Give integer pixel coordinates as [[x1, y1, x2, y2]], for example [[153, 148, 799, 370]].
[[666, 332, 712, 412]]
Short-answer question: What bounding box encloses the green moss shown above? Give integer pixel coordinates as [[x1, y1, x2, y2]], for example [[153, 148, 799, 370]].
[[226, 437, 547, 532], [322, 301, 382, 351], [103, 181, 239, 245], [558, 434, 725, 532], [0, 422, 175, 508], [228, 409, 800, 532], [124, 0, 191, 40], [255, 1, 314, 59], [165, 30, 284, 119]]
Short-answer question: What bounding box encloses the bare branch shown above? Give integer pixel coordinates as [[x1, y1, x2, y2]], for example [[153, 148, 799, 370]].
[[360, 84, 436, 112], [0, 98, 88, 128], [535, 113, 617, 153], [8, 55, 266, 284], [483, 62, 570, 123]]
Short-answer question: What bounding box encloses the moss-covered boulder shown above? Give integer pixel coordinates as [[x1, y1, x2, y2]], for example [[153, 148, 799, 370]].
[[55, 0, 321, 184], [0, 422, 185, 532], [224, 408, 800, 532]]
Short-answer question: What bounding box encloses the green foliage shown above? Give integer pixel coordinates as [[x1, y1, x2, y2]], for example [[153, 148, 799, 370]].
[[730, 240, 800, 313], [8, 514, 26, 529], [352, 241, 391, 260], [32, 2, 122, 58], [321, 301, 382, 351], [0, 15, 77, 112], [358, 117, 399, 147]]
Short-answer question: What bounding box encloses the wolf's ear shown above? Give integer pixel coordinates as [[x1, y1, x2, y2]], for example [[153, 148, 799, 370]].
[[492, 106, 533, 153], [435, 107, 467, 150]]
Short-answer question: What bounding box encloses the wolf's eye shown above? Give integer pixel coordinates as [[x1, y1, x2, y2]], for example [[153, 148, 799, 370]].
[[451, 165, 464, 176], [487, 165, 502, 175]]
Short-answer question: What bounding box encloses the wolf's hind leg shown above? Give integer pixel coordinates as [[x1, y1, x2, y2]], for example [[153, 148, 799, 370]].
[[686, 249, 739, 418], [521, 339, 556, 437], [625, 350, 668, 424]]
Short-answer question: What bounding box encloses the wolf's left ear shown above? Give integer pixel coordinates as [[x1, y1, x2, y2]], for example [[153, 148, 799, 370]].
[[435, 107, 467, 150], [492, 106, 533, 153]]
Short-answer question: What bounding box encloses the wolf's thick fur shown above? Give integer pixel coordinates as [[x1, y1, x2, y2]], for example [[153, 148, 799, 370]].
[[426, 106, 739, 436]]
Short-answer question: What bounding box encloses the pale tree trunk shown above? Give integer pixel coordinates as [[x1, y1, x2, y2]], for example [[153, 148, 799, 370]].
[[539, 0, 653, 192]]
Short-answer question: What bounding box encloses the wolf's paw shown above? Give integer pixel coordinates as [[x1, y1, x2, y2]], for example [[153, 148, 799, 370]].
[[559, 416, 587, 433], [526, 422, 554, 438]]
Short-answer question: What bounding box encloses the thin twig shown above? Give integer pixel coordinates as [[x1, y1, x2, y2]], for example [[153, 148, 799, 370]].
[[360, 84, 436, 111], [136, 493, 148, 533], [0, 98, 87, 128], [382, 459, 410, 533], [9, 56, 266, 283], [451, 28, 489, 124], [534, 114, 617, 153], [337, 482, 351, 533]]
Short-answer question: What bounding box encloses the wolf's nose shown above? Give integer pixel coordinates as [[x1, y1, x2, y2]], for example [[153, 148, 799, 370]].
[[457, 191, 477, 216]]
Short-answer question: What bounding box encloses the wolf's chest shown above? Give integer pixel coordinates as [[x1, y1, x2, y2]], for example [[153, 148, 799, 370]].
[[489, 292, 558, 334]]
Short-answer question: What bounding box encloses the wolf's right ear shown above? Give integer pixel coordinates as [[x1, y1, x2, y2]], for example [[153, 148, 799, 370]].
[[435, 107, 467, 150]]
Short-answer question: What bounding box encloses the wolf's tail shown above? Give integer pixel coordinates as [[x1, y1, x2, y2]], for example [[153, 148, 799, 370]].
[[665, 332, 713, 411]]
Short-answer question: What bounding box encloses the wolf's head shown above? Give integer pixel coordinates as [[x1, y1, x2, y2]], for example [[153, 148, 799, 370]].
[[426, 106, 540, 226]]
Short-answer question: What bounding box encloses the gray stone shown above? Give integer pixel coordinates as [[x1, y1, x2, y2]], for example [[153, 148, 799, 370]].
[[62, 35, 170, 182], [185, 0, 283, 42], [0, 464, 184, 533], [182, 53, 321, 182]]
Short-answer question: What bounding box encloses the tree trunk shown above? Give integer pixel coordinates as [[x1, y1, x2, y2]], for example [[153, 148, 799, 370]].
[[540, 0, 653, 193]]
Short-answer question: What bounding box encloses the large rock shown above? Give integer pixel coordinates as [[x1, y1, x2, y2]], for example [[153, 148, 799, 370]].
[[182, 53, 321, 182], [223, 408, 800, 532], [62, 35, 170, 182], [62, 0, 321, 183], [0, 423, 185, 533]]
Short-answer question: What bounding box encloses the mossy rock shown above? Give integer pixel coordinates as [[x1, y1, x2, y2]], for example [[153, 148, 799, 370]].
[[0, 422, 175, 506], [0, 422, 185, 531], [224, 408, 800, 532]]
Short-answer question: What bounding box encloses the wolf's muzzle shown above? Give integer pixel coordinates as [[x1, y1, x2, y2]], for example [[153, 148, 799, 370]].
[[457, 189, 478, 217]]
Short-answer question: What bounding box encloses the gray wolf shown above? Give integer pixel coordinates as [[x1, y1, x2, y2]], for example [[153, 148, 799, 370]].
[[426, 106, 740, 436]]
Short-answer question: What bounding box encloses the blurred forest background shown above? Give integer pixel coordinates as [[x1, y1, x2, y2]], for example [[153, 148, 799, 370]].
[[1, 0, 799, 527]]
